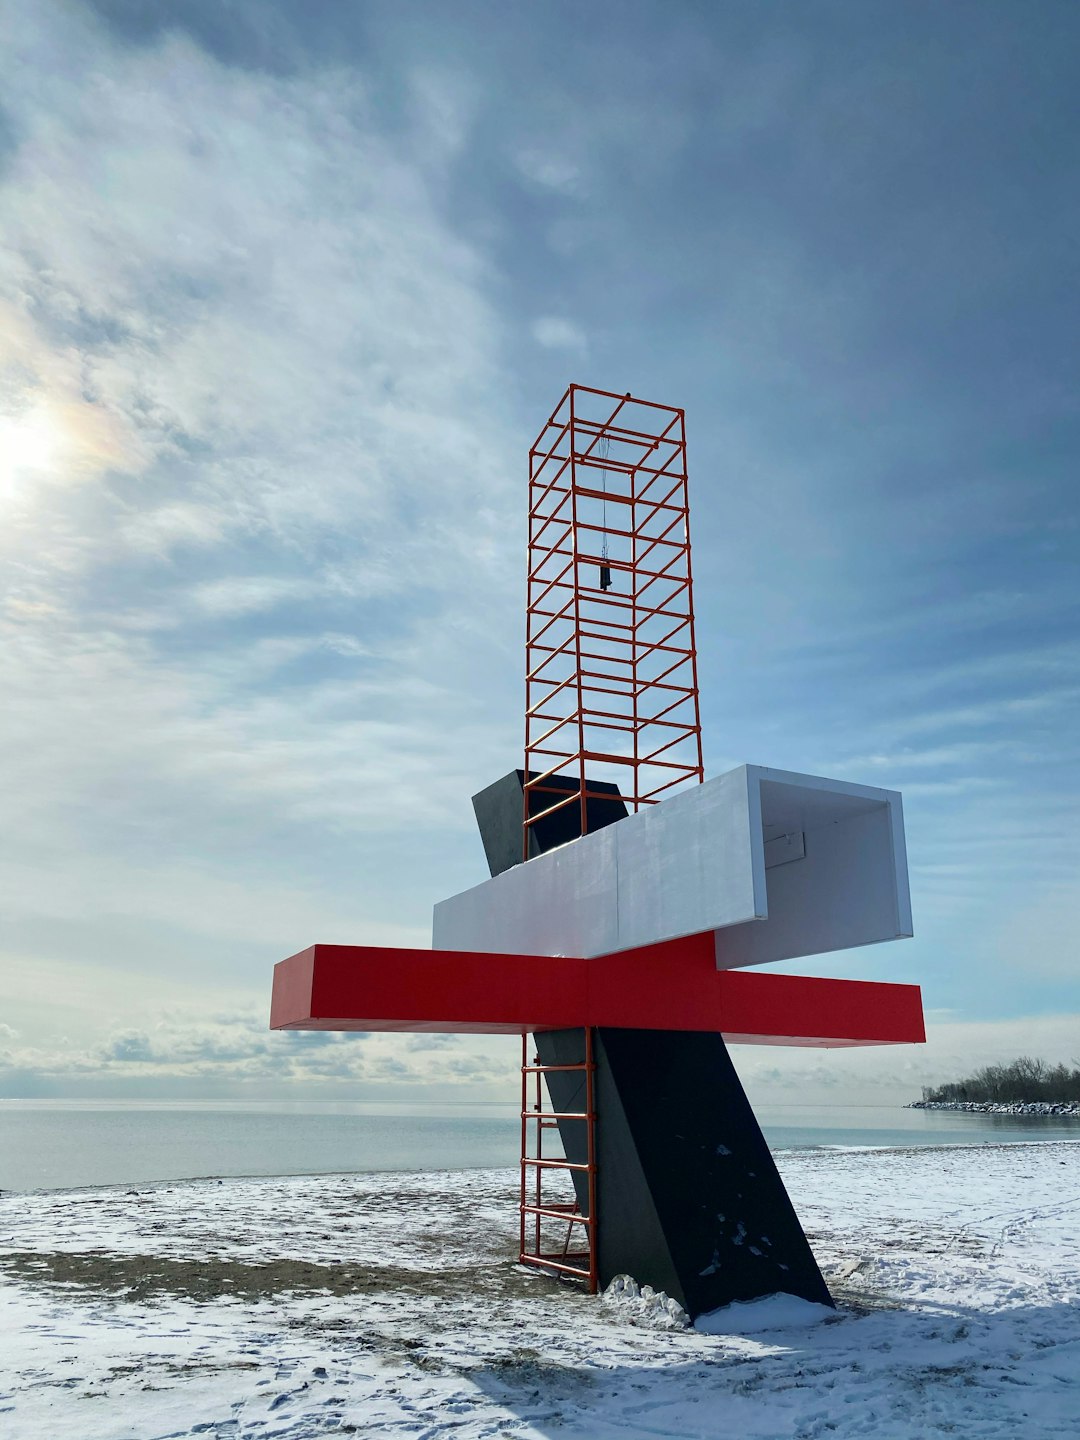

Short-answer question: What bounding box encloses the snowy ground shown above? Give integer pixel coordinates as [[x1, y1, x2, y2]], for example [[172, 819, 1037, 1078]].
[[1, 1141, 1078, 1438]]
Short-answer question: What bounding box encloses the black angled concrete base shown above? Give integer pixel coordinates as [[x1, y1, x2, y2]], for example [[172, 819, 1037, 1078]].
[[535, 1027, 834, 1321]]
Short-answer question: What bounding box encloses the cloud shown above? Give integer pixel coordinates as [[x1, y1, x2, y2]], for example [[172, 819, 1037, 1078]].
[[531, 316, 587, 352], [0, 298, 144, 503], [735, 1012, 1080, 1105], [0, 18, 518, 575], [0, 1005, 519, 1096], [405, 1033, 460, 1051], [187, 576, 331, 619], [513, 148, 582, 195], [118, 501, 232, 557]]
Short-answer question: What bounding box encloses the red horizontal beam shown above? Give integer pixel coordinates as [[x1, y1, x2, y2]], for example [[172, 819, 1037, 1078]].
[[270, 932, 924, 1047]]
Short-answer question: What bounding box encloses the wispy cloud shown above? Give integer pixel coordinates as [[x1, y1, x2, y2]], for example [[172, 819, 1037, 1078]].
[[736, 1011, 1080, 1105], [531, 317, 587, 353], [0, 1006, 519, 1097]]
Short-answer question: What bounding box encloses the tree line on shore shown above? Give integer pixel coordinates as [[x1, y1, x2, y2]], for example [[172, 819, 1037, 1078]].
[[922, 1056, 1080, 1105]]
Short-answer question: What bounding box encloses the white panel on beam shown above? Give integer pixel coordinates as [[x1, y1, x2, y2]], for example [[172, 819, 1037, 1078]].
[[434, 766, 757, 958], [717, 769, 913, 968], [432, 764, 913, 968]]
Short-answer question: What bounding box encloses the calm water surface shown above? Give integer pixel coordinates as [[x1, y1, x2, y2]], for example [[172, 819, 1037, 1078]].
[[2, 1100, 1078, 1193]]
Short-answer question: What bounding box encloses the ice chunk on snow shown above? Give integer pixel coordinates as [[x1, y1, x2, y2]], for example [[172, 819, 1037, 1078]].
[[602, 1274, 690, 1330]]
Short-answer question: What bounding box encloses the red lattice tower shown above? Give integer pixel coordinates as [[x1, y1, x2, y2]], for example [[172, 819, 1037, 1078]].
[[524, 384, 704, 855]]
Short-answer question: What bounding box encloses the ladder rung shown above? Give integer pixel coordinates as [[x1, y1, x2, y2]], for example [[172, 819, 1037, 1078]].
[[521, 1157, 592, 1172], [520, 1253, 593, 1279], [521, 1205, 592, 1225], [522, 1063, 594, 1074], [522, 1110, 591, 1121]]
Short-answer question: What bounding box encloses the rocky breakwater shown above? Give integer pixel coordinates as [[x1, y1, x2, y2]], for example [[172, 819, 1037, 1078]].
[[908, 1100, 1080, 1116]]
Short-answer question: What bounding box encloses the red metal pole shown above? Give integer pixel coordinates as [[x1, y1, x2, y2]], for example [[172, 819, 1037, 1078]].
[[519, 1032, 528, 1266], [585, 1025, 598, 1294]]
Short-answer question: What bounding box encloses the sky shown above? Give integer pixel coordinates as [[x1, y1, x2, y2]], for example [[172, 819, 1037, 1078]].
[[1, 0, 1078, 1107]]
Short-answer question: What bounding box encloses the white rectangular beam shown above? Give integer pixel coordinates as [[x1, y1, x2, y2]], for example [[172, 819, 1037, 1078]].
[[432, 764, 913, 968]]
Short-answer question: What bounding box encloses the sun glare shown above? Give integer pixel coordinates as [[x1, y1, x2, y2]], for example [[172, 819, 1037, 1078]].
[[0, 406, 61, 499]]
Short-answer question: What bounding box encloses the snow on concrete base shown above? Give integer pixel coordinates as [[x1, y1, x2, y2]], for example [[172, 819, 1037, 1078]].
[[694, 1292, 835, 1335], [1, 1141, 1078, 1438]]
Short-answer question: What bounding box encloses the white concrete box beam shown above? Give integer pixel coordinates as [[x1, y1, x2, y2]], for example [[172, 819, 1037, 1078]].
[[432, 765, 913, 968]]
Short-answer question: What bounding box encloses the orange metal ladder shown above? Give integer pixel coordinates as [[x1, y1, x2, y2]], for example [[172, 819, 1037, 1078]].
[[519, 1029, 597, 1292]]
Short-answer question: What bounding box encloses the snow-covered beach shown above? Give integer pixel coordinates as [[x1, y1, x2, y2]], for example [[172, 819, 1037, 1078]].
[[2, 1141, 1078, 1438]]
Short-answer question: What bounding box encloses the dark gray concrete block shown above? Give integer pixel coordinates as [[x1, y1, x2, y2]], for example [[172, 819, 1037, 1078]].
[[472, 769, 628, 878]]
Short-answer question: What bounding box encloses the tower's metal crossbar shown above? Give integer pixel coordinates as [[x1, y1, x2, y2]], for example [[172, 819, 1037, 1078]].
[[519, 1030, 597, 1292], [524, 383, 703, 854]]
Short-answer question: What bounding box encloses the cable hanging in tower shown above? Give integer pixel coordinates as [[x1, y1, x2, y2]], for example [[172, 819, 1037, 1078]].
[[598, 433, 612, 591]]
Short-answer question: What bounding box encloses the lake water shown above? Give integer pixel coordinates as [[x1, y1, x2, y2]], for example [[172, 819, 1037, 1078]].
[[2, 1100, 1079, 1193]]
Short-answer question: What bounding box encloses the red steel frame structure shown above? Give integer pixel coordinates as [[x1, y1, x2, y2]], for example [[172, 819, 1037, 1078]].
[[524, 384, 704, 856]]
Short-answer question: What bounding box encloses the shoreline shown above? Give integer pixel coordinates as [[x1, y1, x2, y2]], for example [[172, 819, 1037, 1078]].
[[8, 1134, 1080, 1199]]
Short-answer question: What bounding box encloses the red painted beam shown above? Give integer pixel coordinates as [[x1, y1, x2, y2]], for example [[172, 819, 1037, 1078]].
[[271, 944, 585, 1035], [270, 934, 924, 1047]]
